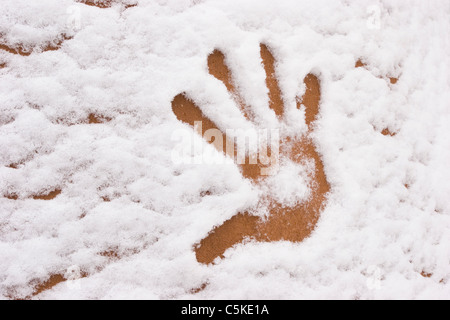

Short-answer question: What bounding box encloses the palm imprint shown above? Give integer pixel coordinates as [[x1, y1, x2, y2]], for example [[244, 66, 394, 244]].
[[172, 44, 330, 264]]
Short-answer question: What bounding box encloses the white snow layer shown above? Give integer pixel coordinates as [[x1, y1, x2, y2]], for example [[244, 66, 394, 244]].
[[0, 0, 449, 300]]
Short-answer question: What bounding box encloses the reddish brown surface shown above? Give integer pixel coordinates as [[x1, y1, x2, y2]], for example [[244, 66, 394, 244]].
[[302, 74, 321, 127], [78, 0, 114, 8], [172, 94, 260, 180], [355, 59, 366, 68], [88, 113, 111, 124], [421, 271, 433, 278], [17, 249, 130, 298], [0, 35, 71, 56], [31, 274, 66, 297], [261, 44, 284, 117], [33, 189, 61, 200], [5, 194, 19, 200], [356, 59, 398, 85], [381, 128, 396, 137], [0, 43, 31, 56], [207, 49, 254, 120], [356, 59, 399, 137], [78, 0, 137, 9], [190, 282, 208, 294], [172, 44, 330, 264], [4, 189, 62, 201], [3, 114, 108, 202]]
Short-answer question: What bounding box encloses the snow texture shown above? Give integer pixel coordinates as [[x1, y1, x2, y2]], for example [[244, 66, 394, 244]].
[[0, 0, 449, 299]]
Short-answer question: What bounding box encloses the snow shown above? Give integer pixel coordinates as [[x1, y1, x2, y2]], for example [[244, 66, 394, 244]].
[[1, 0, 449, 299]]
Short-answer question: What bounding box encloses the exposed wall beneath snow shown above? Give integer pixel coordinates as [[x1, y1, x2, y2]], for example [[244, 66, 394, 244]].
[[0, 0, 449, 299]]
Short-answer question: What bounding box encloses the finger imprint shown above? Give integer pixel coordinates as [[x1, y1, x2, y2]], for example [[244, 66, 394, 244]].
[[260, 44, 284, 118], [32, 189, 62, 201]]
